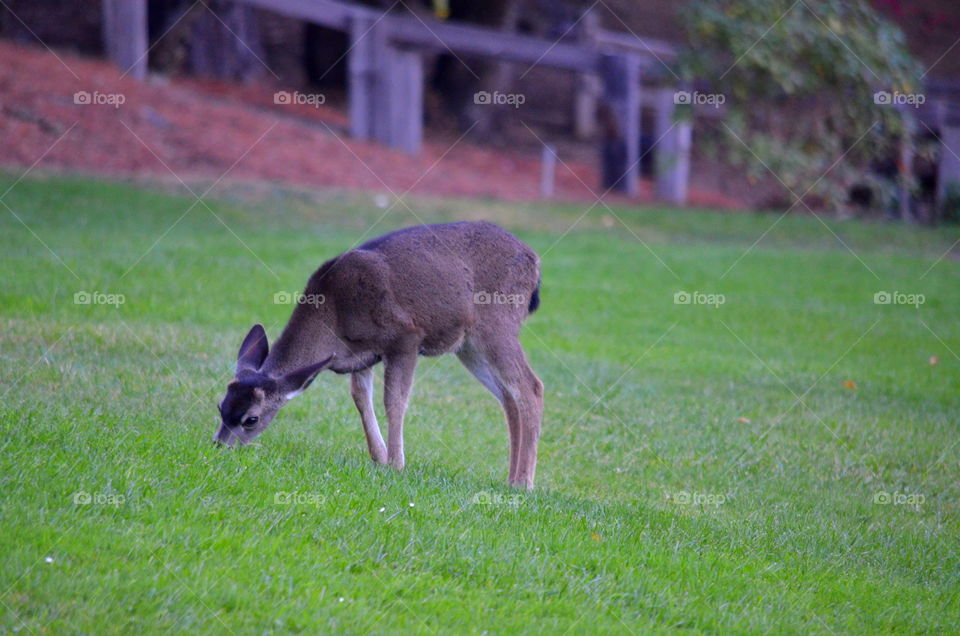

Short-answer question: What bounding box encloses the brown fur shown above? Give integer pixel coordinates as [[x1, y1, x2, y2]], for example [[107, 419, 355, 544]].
[[214, 221, 544, 489]]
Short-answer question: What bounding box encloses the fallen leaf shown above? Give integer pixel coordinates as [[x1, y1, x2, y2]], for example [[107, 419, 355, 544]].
[[843, 380, 857, 390], [591, 533, 602, 543], [737, 417, 751, 424]]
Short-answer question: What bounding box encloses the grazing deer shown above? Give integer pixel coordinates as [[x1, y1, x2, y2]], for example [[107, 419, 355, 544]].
[[214, 221, 544, 488]]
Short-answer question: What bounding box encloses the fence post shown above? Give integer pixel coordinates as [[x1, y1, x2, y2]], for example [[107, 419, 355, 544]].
[[573, 9, 601, 140], [598, 53, 640, 196], [102, 0, 148, 79], [653, 88, 691, 205], [541, 143, 557, 198], [348, 15, 422, 154], [385, 45, 423, 154], [348, 13, 379, 141], [936, 104, 960, 213]]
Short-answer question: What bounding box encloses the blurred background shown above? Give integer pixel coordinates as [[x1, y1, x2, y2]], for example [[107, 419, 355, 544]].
[[2, 6, 960, 632], [0, 0, 958, 220]]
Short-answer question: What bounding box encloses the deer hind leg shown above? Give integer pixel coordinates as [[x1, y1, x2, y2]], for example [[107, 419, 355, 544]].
[[383, 351, 418, 470], [465, 333, 543, 489], [351, 367, 387, 464], [456, 339, 520, 483]]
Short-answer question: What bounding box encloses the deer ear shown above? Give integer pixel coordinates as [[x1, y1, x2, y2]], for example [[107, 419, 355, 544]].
[[237, 324, 269, 374], [280, 354, 336, 400]]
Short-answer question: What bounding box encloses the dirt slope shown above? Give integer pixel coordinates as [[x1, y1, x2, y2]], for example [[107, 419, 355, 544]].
[[0, 40, 740, 209]]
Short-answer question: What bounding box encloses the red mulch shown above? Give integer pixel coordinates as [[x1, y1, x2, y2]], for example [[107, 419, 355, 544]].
[[0, 40, 742, 209]]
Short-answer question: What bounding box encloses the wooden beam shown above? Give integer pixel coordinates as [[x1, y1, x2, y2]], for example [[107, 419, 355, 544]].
[[388, 15, 598, 72], [541, 144, 557, 198], [593, 29, 676, 60], [347, 13, 379, 141], [102, 0, 148, 79], [235, 0, 599, 71], [347, 15, 422, 154], [233, 0, 361, 31], [573, 9, 601, 139], [385, 46, 423, 154]]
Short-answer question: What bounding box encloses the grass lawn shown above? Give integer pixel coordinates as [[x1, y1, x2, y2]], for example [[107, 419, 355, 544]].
[[1, 174, 958, 634]]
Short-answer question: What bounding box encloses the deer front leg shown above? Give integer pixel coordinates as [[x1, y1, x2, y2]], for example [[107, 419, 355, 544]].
[[351, 367, 387, 464], [383, 352, 417, 470]]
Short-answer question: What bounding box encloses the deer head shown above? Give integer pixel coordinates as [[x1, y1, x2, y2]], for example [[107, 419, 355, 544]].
[[213, 324, 334, 446]]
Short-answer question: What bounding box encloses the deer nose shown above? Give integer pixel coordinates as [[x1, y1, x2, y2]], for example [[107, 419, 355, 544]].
[[212, 424, 235, 447]]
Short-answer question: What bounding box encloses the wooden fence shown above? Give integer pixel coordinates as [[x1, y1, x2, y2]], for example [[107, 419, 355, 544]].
[[100, 0, 960, 211], [101, 0, 693, 202]]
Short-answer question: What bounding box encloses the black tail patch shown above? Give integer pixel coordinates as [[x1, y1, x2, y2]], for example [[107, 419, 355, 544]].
[[528, 278, 541, 314]]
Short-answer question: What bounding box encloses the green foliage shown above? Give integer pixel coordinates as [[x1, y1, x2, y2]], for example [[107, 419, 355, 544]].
[[1, 176, 959, 632], [680, 0, 924, 211]]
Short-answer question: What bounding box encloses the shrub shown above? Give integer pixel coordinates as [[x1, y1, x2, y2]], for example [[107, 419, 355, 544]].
[[679, 0, 923, 212]]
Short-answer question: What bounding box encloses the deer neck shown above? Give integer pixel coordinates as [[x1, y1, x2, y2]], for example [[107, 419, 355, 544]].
[[261, 303, 344, 377]]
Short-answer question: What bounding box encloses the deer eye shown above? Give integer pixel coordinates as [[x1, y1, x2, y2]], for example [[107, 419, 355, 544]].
[[242, 416, 259, 429]]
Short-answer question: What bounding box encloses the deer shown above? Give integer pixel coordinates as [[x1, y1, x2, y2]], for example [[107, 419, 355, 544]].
[[213, 221, 544, 488]]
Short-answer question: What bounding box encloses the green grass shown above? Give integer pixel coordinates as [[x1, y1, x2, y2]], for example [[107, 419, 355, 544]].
[[1, 174, 958, 634]]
